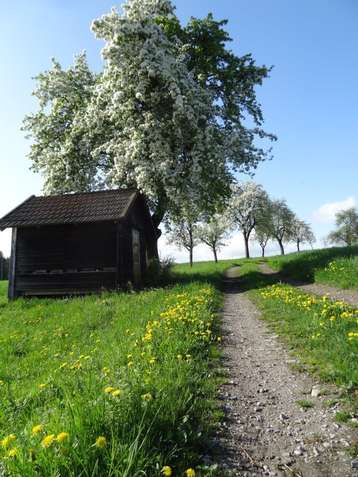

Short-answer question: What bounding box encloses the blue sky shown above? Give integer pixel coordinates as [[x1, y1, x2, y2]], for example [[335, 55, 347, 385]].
[[0, 0, 357, 261]]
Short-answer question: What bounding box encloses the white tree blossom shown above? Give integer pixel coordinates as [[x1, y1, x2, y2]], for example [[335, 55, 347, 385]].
[[23, 0, 274, 248]]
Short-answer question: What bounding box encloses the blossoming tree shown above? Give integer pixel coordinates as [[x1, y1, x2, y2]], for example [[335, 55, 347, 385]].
[[229, 182, 269, 258], [23, 0, 274, 251], [291, 218, 315, 252], [267, 199, 295, 255], [197, 215, 232, 262]]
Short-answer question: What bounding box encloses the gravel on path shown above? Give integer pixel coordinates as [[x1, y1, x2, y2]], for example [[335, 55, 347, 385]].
[[213, 269, 357, 477]]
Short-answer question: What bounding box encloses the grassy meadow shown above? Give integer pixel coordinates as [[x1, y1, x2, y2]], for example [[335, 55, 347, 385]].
[[0, 280, 222, 476], [267, 245, 358, 288], [1, 246, 357, 474]]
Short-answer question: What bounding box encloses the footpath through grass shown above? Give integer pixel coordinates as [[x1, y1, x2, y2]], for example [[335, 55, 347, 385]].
[[232, 262, 358, 424], [267, 246, 358, 289], [0, 280, 222, 476]]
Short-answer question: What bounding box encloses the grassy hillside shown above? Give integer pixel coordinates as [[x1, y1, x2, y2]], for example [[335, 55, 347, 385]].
[[267, 246, 358, 289], [0, 281, 222, 476]]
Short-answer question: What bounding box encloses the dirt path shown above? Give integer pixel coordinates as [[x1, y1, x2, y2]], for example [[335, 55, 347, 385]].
[[259, 263, 358, 308], [214, 268, 357, 477]]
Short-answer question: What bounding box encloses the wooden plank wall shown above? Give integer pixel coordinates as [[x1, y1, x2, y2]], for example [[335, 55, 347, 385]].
[[15, 222, 118, 296]]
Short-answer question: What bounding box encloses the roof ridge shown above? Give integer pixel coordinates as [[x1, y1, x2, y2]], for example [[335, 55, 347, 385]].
[[34, 187, 137, 200]]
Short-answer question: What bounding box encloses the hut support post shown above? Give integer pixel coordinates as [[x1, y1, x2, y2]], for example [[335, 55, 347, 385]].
[[8, 227, 18, 300]]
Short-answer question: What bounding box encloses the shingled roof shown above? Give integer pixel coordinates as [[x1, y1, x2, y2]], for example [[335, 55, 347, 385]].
[[0, 189, 139, 231]]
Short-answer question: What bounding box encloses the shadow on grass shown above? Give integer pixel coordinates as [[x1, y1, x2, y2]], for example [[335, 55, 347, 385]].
[[170, 263, 243, 290], [269, 246, 358, 283]]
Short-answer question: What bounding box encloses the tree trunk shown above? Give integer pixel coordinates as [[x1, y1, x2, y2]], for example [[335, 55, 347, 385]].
[[278, 238, 285, 255], [213, 246, 218, 263], [189, 227, 193, 267], [189, 247, 193, 267], [261, 246, 265, 258], [150, 196, 168, 258], [244, 234, 250, 259], [297, 239, 300, 252]]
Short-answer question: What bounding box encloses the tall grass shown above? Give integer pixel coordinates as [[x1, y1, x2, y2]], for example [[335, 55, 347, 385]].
[[315, 256, 358, 289], [0, 282, 221, 476], [267, 246, 358, 286]]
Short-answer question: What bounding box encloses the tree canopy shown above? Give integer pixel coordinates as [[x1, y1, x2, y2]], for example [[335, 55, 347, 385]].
[[23, 0, 274, 237]]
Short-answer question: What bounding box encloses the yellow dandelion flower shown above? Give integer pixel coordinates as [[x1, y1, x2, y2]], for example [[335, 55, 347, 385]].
[[1, 434, 16, 449], [95, 436, 107, 448], [111, 389, 121, 397], [38, 383, 47, 389], [56, 432, 69, 443], [161, 465, 172, 476], [104, 386, 115, 394], [185, 468, 196, 477], [32, 424, 44, 435], [7, 447, 18, 458], [127, 361, 134, 367], [41, 434, 55, 448]]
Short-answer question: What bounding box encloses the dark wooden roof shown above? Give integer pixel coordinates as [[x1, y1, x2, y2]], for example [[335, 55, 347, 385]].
[[0, 189, 140, 231]]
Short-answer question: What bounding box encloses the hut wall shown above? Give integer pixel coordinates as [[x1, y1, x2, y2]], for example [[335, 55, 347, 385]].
[[15, 222, 117, 296]]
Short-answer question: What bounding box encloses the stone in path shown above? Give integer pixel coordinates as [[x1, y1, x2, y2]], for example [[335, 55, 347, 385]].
[[213, 270, 356, 476]]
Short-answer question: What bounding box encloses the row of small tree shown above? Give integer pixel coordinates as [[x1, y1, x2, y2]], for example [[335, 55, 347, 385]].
[[167, 181, 315, 265], [0, 252, 9, 280]]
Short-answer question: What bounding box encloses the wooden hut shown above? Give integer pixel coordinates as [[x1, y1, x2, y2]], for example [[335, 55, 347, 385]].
[[0, 189, 158, 299]]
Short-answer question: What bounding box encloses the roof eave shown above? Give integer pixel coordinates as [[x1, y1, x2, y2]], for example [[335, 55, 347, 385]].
[[0, 195, 36, 231]]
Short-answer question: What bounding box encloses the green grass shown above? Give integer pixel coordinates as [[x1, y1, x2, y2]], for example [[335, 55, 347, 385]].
[[0, 281, 222, 476], [172, 259, 244, 286], [315, 256, 358, 289], [296, 400, 314, 409], [251, 283, 358, 387], [0, 280, 7, 306], [267, 246, 358, 288]]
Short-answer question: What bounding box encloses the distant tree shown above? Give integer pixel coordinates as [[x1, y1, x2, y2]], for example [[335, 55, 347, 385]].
[[252, 226, 271, 258], [166, 210, 199, 267], [229, 182, 269, 258], [268, 199, 295, 255], [0, 252, 9, 280], [197, 215, 231, 262], [327, 207, 358, 246], [291, 218, 315, 252]]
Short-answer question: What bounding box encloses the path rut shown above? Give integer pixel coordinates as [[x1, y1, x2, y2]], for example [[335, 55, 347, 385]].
[[213, 268, 357, 477]]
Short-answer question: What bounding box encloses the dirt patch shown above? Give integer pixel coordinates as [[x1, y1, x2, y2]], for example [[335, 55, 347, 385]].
[[212, 269, 357, 476], [259, 263, 358, 308]]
